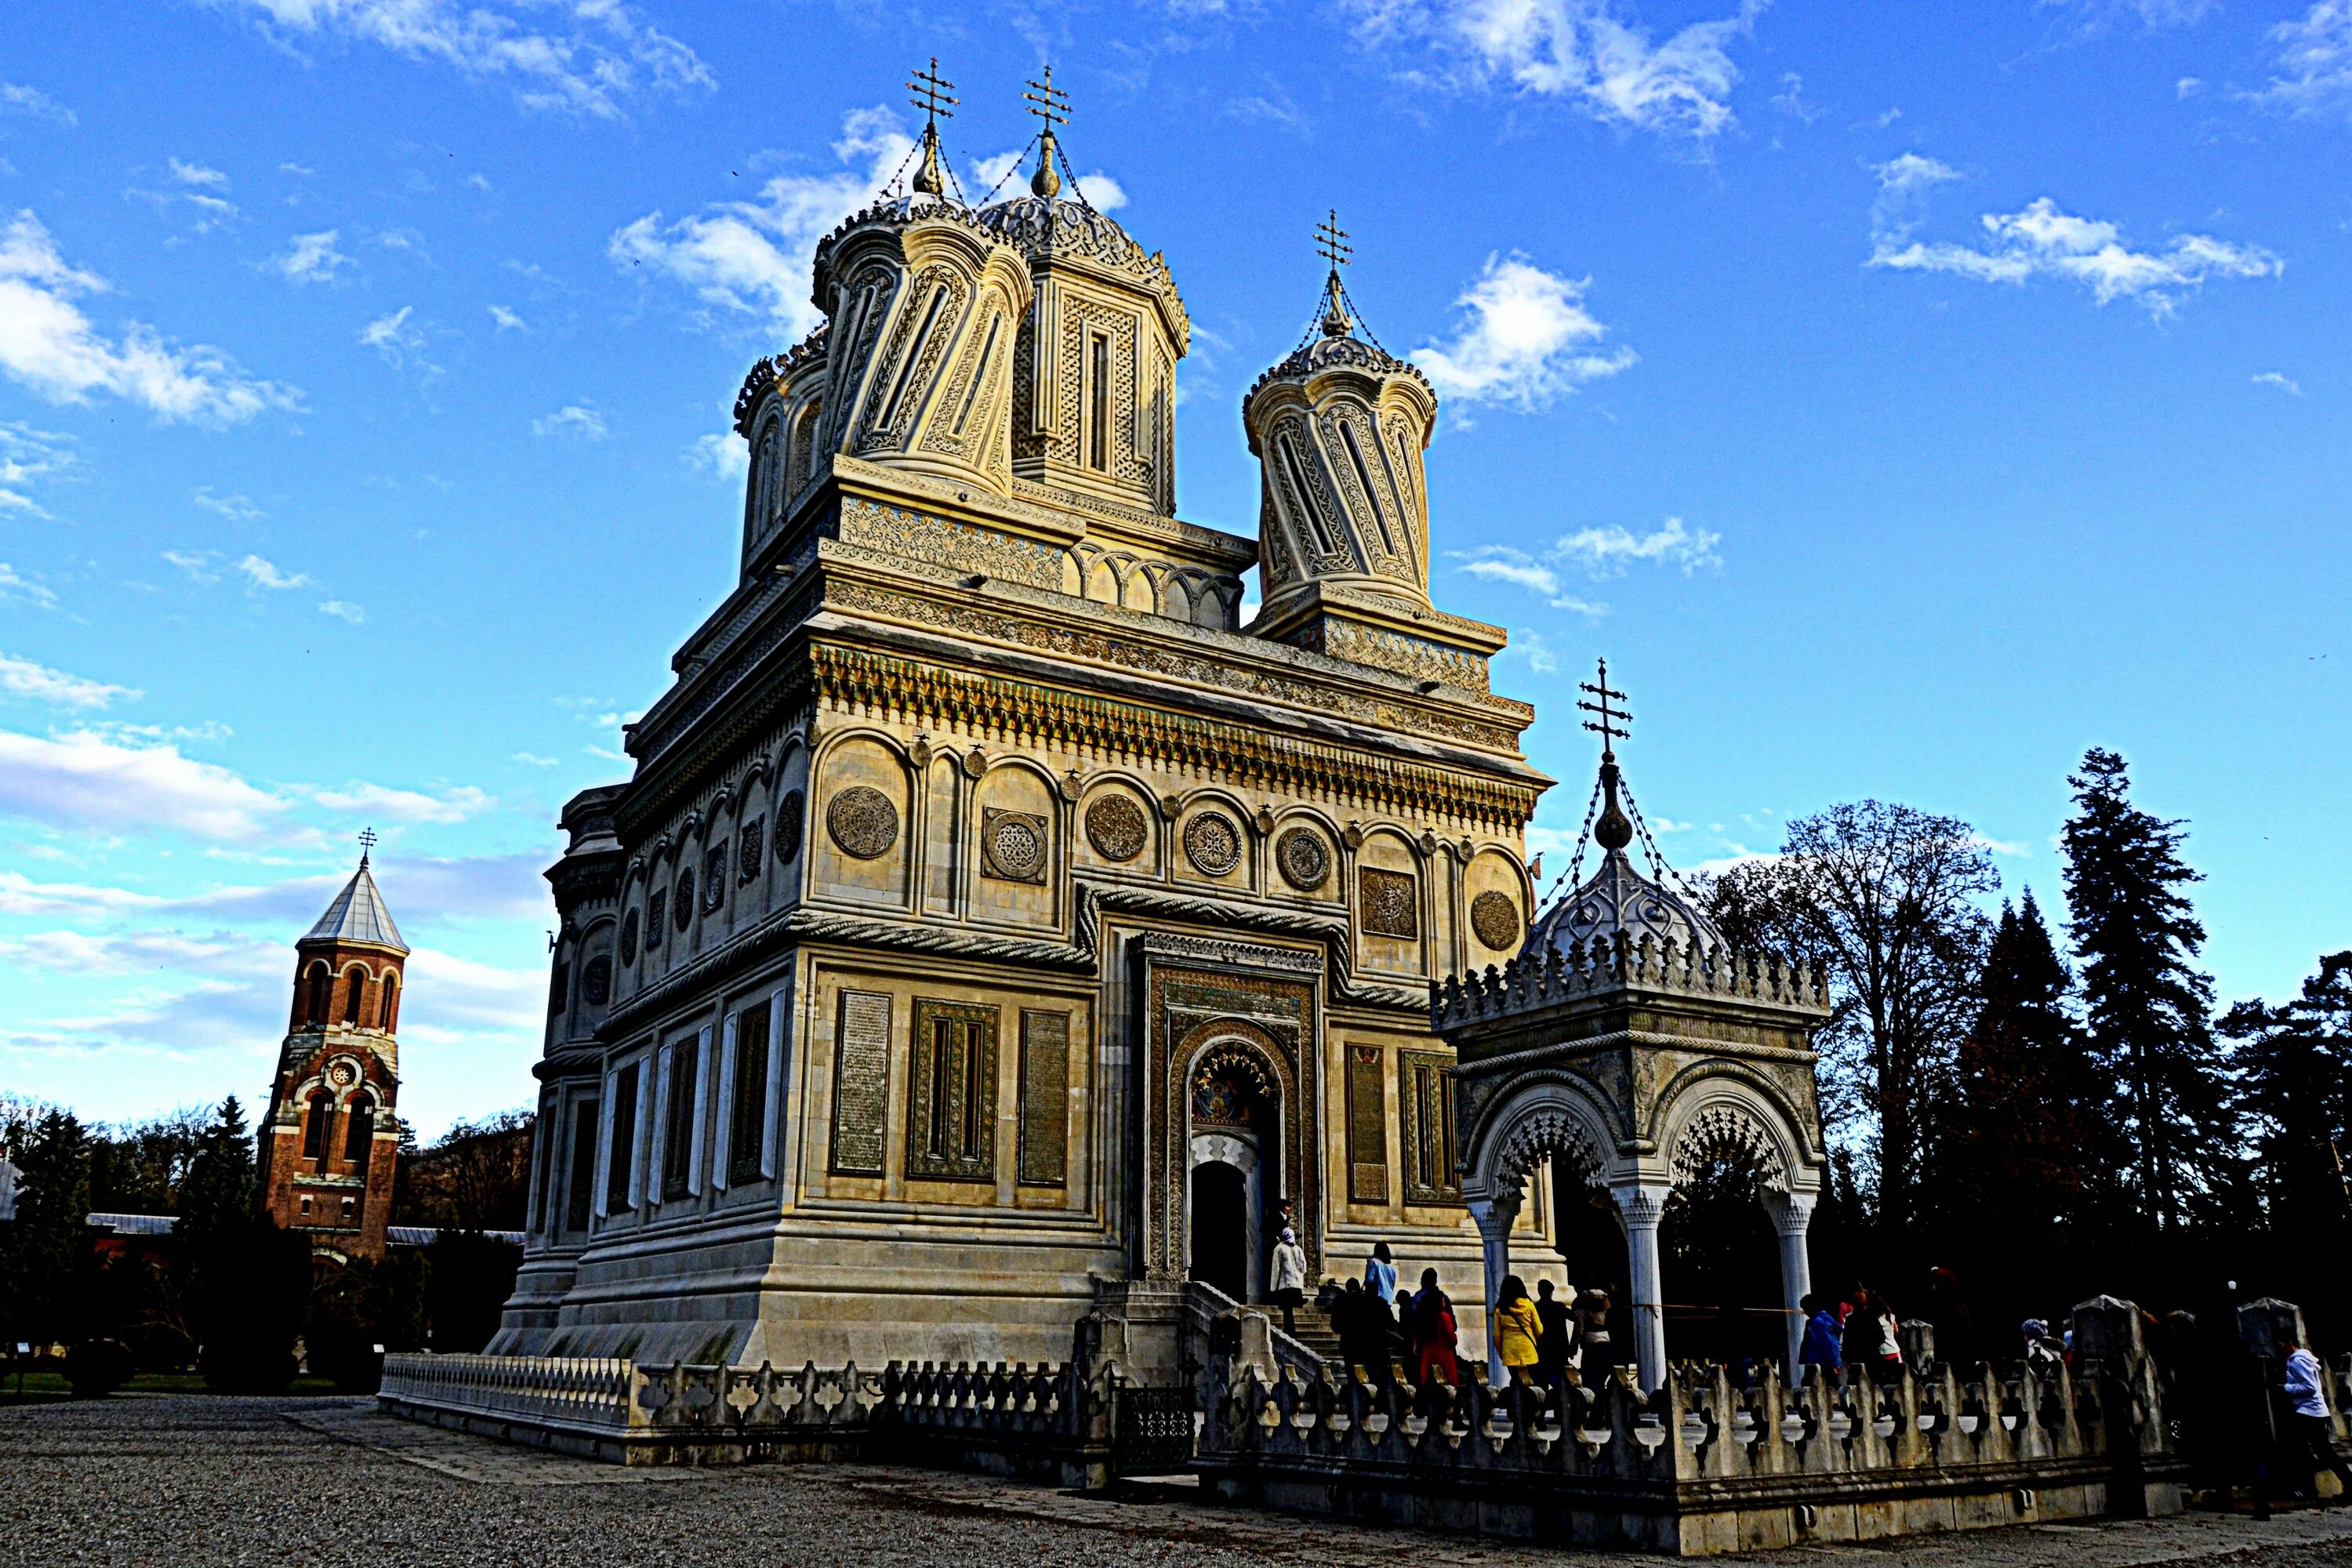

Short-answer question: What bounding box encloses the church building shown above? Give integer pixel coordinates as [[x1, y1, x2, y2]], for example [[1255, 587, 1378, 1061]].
[[493, 74, 1556, 1373], [256, 842, 406, 1258]]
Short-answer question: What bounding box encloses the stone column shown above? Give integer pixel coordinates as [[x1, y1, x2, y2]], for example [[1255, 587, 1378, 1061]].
[[1612, 1181, 1673, 1391], [1468, 1196, 1514, 1388], [1761, 1189, 1816, 1381]]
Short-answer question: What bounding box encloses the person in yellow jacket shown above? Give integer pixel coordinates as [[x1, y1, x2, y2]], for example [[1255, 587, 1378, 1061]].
[[1493, 1274, 1543, 1386]]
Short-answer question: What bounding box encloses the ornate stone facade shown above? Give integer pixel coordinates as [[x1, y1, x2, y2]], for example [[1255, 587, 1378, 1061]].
[[493, 127, 1550, 1377]]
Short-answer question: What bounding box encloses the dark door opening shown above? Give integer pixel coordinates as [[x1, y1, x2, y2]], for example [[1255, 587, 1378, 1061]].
[[1189, 1160, 1247, 1301]]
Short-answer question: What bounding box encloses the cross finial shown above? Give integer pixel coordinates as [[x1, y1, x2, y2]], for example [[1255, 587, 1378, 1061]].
[[906, 57, 957, 197], [907, 56, 957, 126], [1023, 65, 1070, 198], [1577, 658, 1631, 759], [357, 826, 378, 866], [1315, 209, 1352, 272]]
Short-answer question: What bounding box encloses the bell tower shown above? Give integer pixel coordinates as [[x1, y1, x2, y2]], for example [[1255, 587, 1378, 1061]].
[[256, 833, 407, 1258]]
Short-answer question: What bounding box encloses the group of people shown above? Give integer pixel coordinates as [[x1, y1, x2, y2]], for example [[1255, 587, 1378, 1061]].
[[1312, 1244, 1631, 1391]]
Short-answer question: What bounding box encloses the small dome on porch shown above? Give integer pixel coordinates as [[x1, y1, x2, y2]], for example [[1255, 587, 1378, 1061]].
[[1525, 840, 1724, 963]]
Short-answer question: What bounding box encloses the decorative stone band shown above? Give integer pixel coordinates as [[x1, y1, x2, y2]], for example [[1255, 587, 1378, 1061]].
[[1432, 932, 1831, 1033], [808, 643, 1541, 833], [1196, 1309, 2194, 1555]]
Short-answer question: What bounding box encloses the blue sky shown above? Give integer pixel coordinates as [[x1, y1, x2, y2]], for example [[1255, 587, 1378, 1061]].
[[1, 0, 2346, 1138]]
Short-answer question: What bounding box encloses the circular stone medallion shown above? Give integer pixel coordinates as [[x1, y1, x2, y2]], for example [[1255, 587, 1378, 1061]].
[[826, 785, 900, 859], [984, 811, 1047, 881], [1182, 811, 1243, 877], [327, 1060, 358, 1089], [1083, 794, 1149, 862], [1275, 826, 1330, 891], [1471, 889, 1523, 950]]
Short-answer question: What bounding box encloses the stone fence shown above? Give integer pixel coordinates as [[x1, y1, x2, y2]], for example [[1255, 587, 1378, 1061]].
[[1194, 1298, 2190, 1556], [380, 1351, 1120, 1481]]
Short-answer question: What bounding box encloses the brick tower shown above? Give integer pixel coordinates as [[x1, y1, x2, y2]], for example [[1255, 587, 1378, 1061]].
[[257, 836, 406, 1258]]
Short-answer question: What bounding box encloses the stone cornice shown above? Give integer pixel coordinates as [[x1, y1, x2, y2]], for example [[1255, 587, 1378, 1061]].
[[808, 642, 1541, 832]]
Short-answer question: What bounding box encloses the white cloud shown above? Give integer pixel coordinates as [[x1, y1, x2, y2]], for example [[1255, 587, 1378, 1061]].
[[0, 210, 299, 423], [2176, 76, 2203, 98], [0, 727, 288, 840], [1498, 627, 1560, 674], [358, 303, 428, 368], [610, 108, 913, 339], [487, 303, 527, 331], [237, 553, 312, 590], [318, 598, 365, 622], [0, 84, 76, 127], [2263, 2, 2352, 121], [1413, 252, 1635, 410], [209, 0, 713, 121], [192, 487, 264, 522], [170, 158, 229, 190], [162, 549, 223, 585], [532, 402, 608, 440], [1345, 0, 1762, 139], [0, 654, 137, 709], [307, 781, 491, 824], [2253, 371, 2303, 395], [0, 420, 74, 517], [0, 563, 56, 609], [1770, 71, 1820, 122], [513, 750, 558, 767], [689, 430, 748, 479], [2049, 0, 2216, 27], [272, 228, 350, 284], [1867, 158, 2281, 315], [1452, 516, 1720, 615], [1555, 516, 1722, 575]]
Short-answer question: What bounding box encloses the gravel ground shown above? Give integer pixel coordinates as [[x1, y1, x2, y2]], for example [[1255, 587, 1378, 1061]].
[[6, 1396, 2352, 1568]]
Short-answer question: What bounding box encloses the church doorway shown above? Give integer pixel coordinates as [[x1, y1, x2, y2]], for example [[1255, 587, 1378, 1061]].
[[1184, 1040, 1281, 1305], [1189, 1161, 1248, 1301]]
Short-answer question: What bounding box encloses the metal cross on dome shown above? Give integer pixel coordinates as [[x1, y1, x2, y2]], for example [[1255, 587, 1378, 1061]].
[[1577, 659, 1630, 758], [1315, 209, 1352, 272], [1022, 64, 1069, 129], [907, 57, 957, 127], [357, 826, 378, 865]]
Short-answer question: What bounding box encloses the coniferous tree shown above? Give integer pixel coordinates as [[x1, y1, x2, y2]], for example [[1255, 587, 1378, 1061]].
[[2220, 953, 2352, 1324], [2060, 749, 2234, 1232], [0, 1111, 93, 1348], [1936, 892, 2118, 1291], [174, 1097, 255, 1236]]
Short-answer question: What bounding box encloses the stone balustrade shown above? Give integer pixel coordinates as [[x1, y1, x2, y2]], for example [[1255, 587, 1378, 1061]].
[[1195, 1341, 2187, 1555], [380, 1352, 639, 1436], [1431, 931, 1830, 1033]]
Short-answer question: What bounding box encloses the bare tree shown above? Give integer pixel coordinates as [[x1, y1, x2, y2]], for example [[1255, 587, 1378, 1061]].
[[1702, 801, 1996, 1232]]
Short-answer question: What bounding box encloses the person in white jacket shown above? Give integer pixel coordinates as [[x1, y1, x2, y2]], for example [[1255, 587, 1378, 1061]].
[[1269, 1228, 1308, 1333], [2279, 1330, 2352, 1501]]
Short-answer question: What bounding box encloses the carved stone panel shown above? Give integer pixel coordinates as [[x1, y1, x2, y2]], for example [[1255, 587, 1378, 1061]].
[[1470, 889, 1522, 951], [980, 807, 1050, 884], [826, 786, 899, 860], [829, 989, 892, 1175], [775, 790, 805, 864], [1181, 811, 1243, 877], [1017, 1009, 1069, 1187], [1275, 826, 1330, 892], [1359, 866, 1419, 940], [1083, 793, 1148, 862], [1345, 1044, 1388, 1203]]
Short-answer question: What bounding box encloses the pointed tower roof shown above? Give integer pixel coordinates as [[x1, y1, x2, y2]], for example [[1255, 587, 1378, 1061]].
[[303, 848, 407, 953]]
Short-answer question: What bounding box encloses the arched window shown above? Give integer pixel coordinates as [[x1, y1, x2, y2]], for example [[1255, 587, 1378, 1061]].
[[305, 963, 332, 1025], [344, 1091, 374, 1168], [379, 973, 398, 1032], [303, 1091, 336, 1163], [343, 966, 368, 1025]]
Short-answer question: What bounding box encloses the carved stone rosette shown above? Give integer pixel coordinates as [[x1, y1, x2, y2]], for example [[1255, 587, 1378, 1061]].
[[1469, 889, 1522, 951], [1275, 826, 1330, 891], [1083, 793, 1148, 862], [825, 786, 899, 859], [980, 807, 1050, 884], [1181, 811, 1243, 877]]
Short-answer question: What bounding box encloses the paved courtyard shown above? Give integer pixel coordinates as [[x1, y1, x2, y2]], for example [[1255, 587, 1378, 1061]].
[[7, 1396, 2352, 1568]]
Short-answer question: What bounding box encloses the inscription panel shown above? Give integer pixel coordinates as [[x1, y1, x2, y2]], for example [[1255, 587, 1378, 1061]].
[[1018, 1009, 1071, 1187], [829, 989, 892, 1175], [1346, 1044, 1388, 1203]]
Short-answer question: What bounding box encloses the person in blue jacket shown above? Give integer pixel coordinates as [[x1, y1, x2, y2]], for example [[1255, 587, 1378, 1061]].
[[1798, 1293, 1844, 1379]]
